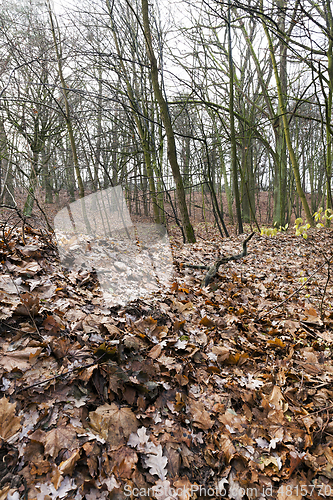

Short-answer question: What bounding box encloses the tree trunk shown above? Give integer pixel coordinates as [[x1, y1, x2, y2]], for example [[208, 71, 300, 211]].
[[141, 0, 195, 242], [47, 1, 91, 233], [262, 18, 314, 226], [43, 146, 53, 204], [0, 118, 15, 207], [228, 0, 243, 234], [24, 150, 39, 216], [325, 0, 333, 215]]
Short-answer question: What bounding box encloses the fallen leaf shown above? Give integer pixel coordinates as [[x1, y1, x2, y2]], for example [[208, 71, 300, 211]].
[[0, 346, 41, 372], [59, 449, 81, 475], [0, 397, 21, 441], [89, 403, 138, 449], [30, 426, 78, 458], [199, 316, 215, 327], [143, 444, 168, 480], [148, 344, 162, 359], [188, 399, 214, 430]]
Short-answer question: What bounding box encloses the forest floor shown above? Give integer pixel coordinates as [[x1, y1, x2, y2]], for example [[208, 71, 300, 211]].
[[0, 216, 332, 500]]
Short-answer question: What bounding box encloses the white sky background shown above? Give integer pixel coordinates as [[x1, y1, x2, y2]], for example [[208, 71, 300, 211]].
[[15, 0, 330, 100], [49, 0, 193, 94], [39, 0, 322, 102]]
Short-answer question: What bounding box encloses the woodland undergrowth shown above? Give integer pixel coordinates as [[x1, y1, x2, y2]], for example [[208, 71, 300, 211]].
[[0, 220, 332, 499]]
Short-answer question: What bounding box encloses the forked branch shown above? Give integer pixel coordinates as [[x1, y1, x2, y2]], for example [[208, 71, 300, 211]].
[[184, 232, 255, 286]]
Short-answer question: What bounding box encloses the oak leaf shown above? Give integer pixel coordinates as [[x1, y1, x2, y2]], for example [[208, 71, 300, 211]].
[[59, 449, 81, 475], [143, 444, 168, 480]]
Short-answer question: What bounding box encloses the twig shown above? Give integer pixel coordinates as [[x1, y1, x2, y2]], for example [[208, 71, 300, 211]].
[[183, 232, 255, 286], [299, 322, 320, 338], [203, 232, 255, 286], [184, 263, 209, 270], [300, 404, 333, 417]]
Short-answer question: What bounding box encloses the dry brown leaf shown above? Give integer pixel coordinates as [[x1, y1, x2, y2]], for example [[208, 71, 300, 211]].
[[104, 324, 121, 336], [148, 344, 162, 359], [218, 409, 247, 433], [267, 338, 286, 348], [59, 449, 81, 475], [109, 446, 138, 479], [187, 398, 214, 430], [158, 355, 183, 373], [30, 426, 78, 458], [270, 386, 288, 412], [211, 345, 230, 362], [135, 316, 157, 334], [0, 276, 17, 294], [43, 315, 63, 335], [83, 441, 100, 477], [199, 316, 215, 327], [164, 441, 180, 477], [0, 396, 21, 441], [14, 292, 40, 316], [18, 244, 41, 257], [284, 320, 300, 333], [178, 301, 193, 313], [89, 403, 138, 449], [44, 426, 78, 458], [51, 464, 62, 489], [19, 261, 41, 275], [0, 346, 41, 372], [0, 486, 10, 500], [173, 320, 185, 332], [218, 434, 236, 463]]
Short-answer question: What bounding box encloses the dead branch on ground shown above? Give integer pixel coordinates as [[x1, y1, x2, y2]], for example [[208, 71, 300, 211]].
[[184, 232, 255, 286]]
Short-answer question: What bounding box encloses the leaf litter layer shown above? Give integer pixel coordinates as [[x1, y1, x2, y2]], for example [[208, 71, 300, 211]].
[[0, 224, 332, 499]]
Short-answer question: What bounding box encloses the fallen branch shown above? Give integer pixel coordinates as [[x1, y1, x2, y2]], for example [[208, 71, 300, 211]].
[[184, 232, 255, 286]]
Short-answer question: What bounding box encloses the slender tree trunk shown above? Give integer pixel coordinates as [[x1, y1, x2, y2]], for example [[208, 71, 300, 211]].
[[0, 118, 15, 207], [240, 124, 256, 223], [24, 150, 39, 216], [228, 0, 243, 234], [141, 0, 195, 242], [48, 6, 85, 200], [65, 141, 75, 203], [94, 60, 103, 191], [325, 0, 333, 214], [105, 0, 160, 224], [42, 145, 53, 204], [271, 0, 288, 227], [47, 1, 91, 232], [262, 19, 314, 226], [108, 110, 118, 189], [211, 116, 234, 223]]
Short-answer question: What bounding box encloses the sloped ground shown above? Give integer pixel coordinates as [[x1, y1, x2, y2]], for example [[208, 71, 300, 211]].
[[0, 223, 332, 500]]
